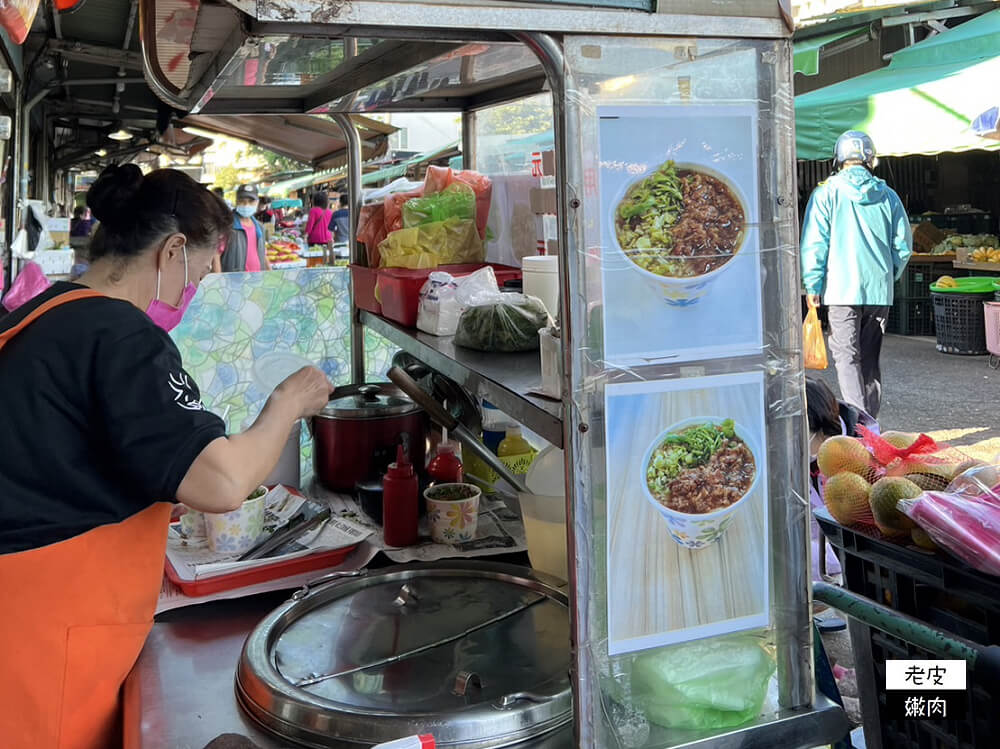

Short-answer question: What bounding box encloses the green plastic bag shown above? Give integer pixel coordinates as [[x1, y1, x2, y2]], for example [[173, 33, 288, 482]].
[[402, 183, 476, 228], [631, 636, 776, 731]]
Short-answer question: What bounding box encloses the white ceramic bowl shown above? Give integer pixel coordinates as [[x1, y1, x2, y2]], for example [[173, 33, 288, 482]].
[[609, 162, 749, 307], [424, 483, 482, 544], [205, 488, 267, 554], [178, 505, 206, 539], [641, 417, 760, 549]]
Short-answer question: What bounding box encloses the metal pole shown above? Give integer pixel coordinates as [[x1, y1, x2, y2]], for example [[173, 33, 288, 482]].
[[332, 112, 365, 385], [515, 31, 593, 748], [461, 110, 476, 171]]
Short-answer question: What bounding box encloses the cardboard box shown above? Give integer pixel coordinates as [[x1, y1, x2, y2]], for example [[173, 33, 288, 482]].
[[530, 187, 557, 215]]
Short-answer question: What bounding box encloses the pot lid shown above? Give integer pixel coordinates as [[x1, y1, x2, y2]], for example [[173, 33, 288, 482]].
[[236, 561, 572, 748], [319, 383, 422, 419]]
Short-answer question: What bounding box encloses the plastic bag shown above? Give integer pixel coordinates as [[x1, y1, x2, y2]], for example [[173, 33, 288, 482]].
[[356, 202, 387, 267], [803, 306, 828, 370], [417, 266, 499, 337], [378, 218, 484, 269], [2, 261, 52, 313], [631, 636, 776, 731], [857, 425, 974, 480], [416, 272, 460, 336], [424, 165, 493, 239], [898, 491, 1000, 576], [383, 189, 423, 236], [454, 291, 550, 352], [403, 183, 476, 228]]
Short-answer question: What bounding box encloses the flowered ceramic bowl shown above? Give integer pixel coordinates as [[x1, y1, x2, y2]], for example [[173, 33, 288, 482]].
[[206, 488, 267, 554], [425, 483, 481, 544], [178, 505, 206, 539], [641, 417, 760, 550]]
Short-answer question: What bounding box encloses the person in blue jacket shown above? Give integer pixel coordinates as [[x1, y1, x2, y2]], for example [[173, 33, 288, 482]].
[[801, 131, 912, 418]]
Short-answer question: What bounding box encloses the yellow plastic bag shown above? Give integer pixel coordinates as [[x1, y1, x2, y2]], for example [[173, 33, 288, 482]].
[[377, 217, 484, 269], [803, 306, 828, 370]]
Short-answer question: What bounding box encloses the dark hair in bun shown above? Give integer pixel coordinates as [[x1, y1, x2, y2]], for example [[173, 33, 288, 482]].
[[86, 165, 230, 261]]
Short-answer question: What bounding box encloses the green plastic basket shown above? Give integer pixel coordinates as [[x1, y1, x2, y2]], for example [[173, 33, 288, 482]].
[[929, 276, 998, 294]]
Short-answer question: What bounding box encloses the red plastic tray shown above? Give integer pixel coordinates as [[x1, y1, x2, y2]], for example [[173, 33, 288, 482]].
[[164, 487, 358, 597], [377, 263, 522, 328], [350, 264, 382, 315], [164, 544, 357, 597]]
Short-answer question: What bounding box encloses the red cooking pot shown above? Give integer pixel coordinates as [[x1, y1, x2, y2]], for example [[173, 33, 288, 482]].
[[313, 383, 428, 491]]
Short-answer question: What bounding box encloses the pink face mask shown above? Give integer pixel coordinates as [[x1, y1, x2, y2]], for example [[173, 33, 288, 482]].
[[146, 245, 197, 332]]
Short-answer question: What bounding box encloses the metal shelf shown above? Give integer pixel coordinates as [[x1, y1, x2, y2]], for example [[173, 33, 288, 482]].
[[361, 311, 563, 448]]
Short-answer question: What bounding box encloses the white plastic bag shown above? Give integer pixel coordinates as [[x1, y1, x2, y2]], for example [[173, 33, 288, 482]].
[[417, 272, 461, 336], [417, 266, 500, 336]]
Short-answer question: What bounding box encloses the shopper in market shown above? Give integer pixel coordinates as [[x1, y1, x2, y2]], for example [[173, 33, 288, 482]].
[[305, 189, 334, 264], [215, 183, 271, 273], [329, 192, 351, 244], [0, 164, 332, 749], [800, 130, 912, 418], [70, 204, 96, 237]]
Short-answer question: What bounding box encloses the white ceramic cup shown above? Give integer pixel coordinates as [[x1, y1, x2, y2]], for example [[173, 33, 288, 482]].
[[424, 483, 482, 544], [641, 417, 759, 550], [206, 488, 267, 554]]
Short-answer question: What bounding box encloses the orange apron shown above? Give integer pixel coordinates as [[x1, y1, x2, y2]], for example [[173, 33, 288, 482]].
[[0, 289, 173, 749]]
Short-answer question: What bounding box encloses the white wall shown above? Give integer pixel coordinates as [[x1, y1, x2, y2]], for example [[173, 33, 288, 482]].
[[384, 113, 460, 154]]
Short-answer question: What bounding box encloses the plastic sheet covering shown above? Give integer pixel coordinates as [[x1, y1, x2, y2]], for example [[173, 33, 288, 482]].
[[548, 35, 812, 746]]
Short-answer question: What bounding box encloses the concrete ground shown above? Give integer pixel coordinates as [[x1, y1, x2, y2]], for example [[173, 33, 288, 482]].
[[812, 334, 997, 745]]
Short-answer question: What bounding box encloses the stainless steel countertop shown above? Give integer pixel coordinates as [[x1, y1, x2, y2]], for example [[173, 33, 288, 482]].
[[123, 589, 574, 749]]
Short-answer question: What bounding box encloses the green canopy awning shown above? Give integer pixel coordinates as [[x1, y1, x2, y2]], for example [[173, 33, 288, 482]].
[[796, 9, 1000, 160], [793, 27, 870, 77], [360, 141, 461, 186]]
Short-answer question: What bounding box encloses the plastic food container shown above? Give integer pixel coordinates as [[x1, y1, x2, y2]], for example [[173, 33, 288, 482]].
[[518, 445, 568, 581], [522, 255, 560, 320], [377, 263, 522, 328]]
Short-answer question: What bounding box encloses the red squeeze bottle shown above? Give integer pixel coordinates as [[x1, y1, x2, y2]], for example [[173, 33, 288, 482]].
[[382, 445, 419, 547], [426, 442, 463, 484]]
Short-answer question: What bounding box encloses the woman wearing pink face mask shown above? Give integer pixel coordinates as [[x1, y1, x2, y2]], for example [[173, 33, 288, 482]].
[[0, 165, 332, 749]]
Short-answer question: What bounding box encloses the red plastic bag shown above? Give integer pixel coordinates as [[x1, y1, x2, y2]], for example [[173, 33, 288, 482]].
[[357, 202, 387, 267], [383, 190, 424, 236], [2, 261, 51, 313]]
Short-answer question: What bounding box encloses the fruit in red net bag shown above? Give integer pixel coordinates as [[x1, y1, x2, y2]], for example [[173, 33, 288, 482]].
[[823, 472, 875, 526], [869, 477, 920, 536], [881, 431, 918, 449], [905, 469, 952, 492], [817, 436, 872, 479]]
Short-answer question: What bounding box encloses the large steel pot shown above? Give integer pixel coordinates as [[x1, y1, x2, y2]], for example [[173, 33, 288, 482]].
[[313, 383, 428, 491]]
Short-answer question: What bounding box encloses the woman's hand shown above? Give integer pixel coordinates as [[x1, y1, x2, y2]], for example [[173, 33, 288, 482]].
[[273, 366, 332, 419]]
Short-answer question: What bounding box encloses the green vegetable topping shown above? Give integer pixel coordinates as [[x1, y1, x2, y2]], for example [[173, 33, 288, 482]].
[[646, 420, 737, 494]]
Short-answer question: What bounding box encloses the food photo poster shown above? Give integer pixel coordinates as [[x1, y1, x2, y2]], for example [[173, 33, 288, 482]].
[[604, 372, 770, 655], [598, 105, 763, 366]]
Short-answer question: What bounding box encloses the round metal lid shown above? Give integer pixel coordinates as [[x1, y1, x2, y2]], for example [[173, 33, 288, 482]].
[[318, 383, 422, 420], [236, 561, 572, 748]]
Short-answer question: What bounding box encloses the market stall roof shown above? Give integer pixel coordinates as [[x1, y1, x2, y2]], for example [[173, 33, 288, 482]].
[[795, 9, 1000, 159], [793, 26, 874, 76], [178, 114, 398, 170]]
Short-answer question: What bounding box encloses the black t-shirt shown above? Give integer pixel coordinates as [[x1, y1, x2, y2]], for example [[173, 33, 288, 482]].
[[0, 283, 226, 554]]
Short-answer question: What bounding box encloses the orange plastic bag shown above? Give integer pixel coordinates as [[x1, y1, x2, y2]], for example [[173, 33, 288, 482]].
[[803, 306, 828, 370]]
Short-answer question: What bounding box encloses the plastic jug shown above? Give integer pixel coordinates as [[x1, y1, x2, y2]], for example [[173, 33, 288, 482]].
[[518, 445, 567, 581]]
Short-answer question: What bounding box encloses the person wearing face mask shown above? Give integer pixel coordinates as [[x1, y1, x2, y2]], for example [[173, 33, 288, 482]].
[[0, 165, 332, 749], [214, 183, 271, 273]]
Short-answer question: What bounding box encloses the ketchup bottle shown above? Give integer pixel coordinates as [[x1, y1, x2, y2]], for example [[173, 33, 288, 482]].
[[382, 445, 418, 547], [426, 439, 463, 484]]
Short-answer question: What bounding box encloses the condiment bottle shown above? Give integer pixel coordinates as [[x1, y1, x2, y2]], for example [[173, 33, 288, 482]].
[[382, 445, 418, 547], [497, 426, 532, 457], [427, 440, 463, 484]]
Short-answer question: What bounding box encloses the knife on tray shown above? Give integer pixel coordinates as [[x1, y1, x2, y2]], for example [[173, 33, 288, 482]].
[[237, 506, 332, 561]]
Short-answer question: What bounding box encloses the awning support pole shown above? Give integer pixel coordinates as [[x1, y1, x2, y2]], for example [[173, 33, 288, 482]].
[[332, 112, 365, 385]]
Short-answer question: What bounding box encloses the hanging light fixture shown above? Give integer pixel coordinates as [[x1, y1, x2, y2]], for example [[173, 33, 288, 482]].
[[108, 126, 133, 141], [94, 148, 108, 157]]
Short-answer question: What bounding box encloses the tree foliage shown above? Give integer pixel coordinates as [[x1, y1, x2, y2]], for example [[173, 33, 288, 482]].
[[213, 165, 241, 191], [246, 143, 309, 175], [476, 97, 552, 138]]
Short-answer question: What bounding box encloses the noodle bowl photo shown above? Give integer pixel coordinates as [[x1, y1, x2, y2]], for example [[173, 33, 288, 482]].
[[641, 416, 759, 549], [611, 161, 749, 306]]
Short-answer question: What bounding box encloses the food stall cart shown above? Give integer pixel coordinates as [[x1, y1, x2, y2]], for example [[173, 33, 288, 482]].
[[128, 0, 849, 746]]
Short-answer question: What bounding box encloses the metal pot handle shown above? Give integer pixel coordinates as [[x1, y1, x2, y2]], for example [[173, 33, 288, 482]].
[[291, 569, 365, 601], [388, 366, 459, 430]]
